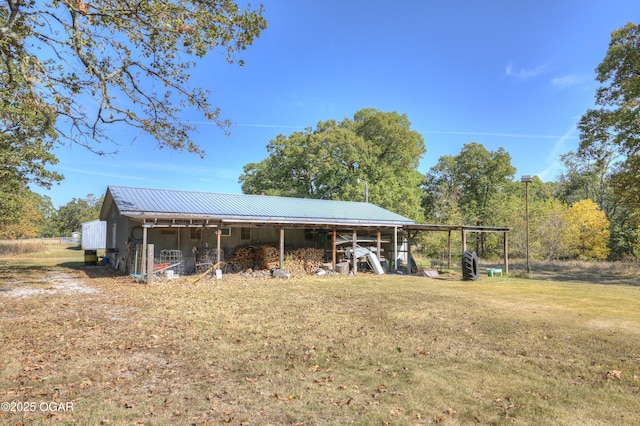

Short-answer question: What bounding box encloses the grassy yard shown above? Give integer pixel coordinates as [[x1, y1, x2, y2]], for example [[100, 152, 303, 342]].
[[1, 242, 639, 425]]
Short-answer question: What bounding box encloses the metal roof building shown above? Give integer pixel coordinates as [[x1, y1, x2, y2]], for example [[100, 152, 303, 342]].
[[99, 186, 417, 277], [100, 185, 415, 228], [99, 186, 510, 278]]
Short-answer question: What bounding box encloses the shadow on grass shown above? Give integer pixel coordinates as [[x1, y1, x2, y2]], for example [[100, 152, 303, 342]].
[[80, 265, 133, 280], [57, 261, 86, 270]]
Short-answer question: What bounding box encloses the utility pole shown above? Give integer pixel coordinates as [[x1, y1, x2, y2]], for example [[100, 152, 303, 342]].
[[521, 175, 533, 275]]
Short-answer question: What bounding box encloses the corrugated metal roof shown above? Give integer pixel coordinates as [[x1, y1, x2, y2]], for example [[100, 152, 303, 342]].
[[104, 186, 414, 227]]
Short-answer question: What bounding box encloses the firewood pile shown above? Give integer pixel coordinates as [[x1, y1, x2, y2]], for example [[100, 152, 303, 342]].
[[284, 247, 325, 275], [220, 245, 325, 275]]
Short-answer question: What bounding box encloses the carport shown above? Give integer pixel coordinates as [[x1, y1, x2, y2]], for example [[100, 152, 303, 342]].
[[403, 224, 511, 274]]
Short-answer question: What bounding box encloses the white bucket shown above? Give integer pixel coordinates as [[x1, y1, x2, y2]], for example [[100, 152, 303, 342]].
[[165, 270, 174, 279], [215, 269, 222, 279]]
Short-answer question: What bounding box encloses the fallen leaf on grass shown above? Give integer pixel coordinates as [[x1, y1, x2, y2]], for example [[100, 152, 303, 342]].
[[605, 370, 622, 380]]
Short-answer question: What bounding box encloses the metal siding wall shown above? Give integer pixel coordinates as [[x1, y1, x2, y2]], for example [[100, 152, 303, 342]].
[[81, 220, 107, 250]]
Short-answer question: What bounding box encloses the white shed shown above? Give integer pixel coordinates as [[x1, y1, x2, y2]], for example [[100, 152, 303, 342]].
[[81, 220, 107, 250]]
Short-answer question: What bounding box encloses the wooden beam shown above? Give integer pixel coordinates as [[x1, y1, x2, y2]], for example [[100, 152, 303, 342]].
[[146, 244, 154, 285], [279, 228, 285, 269], [504, 231, 509, 274], [461, 230, 467, 253], [393, 227, 398, 272], [407, 231, 412, 274], [352, 230, 357, 275], [142, 226, 148, 278], [216, 228, 221, 263], [332, 230, 337, 271], [447, 230, 452, 270]]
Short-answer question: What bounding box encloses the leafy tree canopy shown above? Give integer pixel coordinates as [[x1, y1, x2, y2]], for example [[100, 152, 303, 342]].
[[0, 181, 50, 239], [239, 108, 426, 220], [565, 199, 611, 260], [578, 22, 640, 209], [1, 0, 265, 230], [423, 142, 515, 257], [52, 194, 103, 236], [424, 142, 515, 227], [1, 0, 267, 156]]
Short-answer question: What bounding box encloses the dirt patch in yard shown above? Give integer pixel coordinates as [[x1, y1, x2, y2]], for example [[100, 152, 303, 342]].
[[0, 268, 100, 299]]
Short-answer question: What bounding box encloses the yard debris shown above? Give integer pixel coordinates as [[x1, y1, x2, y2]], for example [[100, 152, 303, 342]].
[[605, 370, 622, 380]]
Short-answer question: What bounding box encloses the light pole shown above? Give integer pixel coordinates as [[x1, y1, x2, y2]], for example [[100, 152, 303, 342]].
[[364, 180, 368, 203], [357, 178, 369, 203], [521, 175, 533, 275]]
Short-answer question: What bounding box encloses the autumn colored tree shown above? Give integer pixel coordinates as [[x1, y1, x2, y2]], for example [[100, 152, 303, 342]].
[[564, 199, 611, 260], [0, 183, 45, 239]]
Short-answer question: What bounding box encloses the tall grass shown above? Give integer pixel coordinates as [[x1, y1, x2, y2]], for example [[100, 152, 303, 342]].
[[0, 239, 47, 256]]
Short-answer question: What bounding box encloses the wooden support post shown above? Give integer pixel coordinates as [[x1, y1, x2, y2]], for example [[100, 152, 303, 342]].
[[279, 228, 285, 269], [216, 228, 222, 263], [377, 231, 381, 266], [461, 230, 467, 253], [393, 227, 398, 272], [332, 230, 337, 271], [142, 226, 148, 278], [504, 231, 509, 274], [407, 231, 413, 274], [146, 244, 154, 285], [447, 230, 452, 270], [352, 230, 357, 275]]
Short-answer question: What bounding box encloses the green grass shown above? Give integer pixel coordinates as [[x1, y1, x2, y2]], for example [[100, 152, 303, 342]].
[[1, 244, 639, 425]]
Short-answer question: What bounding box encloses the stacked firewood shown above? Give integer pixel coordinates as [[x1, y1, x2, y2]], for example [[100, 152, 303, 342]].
[[227, 246, 255, 270], [257, 245, 280, 270], [224, 245, 325, 275], [226, 245, 279, 270], [285, 248, 325, 274]]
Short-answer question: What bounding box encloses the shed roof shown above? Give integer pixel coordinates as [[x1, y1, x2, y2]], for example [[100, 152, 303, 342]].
[[100, 186, 414, 228]]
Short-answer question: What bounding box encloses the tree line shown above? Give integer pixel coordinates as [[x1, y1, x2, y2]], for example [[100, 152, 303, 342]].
[[2, 3, 638, 262]]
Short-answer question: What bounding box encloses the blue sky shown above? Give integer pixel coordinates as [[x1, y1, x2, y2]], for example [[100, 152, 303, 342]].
[[35, 0, 640, 207]]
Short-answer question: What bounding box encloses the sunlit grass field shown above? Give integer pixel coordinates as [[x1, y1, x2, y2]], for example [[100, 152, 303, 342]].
[[1, 242, 639, 425]]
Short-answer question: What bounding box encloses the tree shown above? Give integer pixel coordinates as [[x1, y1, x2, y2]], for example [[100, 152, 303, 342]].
[[1, 0, 267, 156], [240, 109, 426, 220], [423, 142, 515, 256], [1, 0, 265, 229], [556, 149, 638, 259], [52, 194, 104, 236], [0, 57, 63, 189], [529, 197, 570, 260], [565, 199, 610, 260], [578, 22, 640, 209], [0, 182, 42, 239], [1, 49, 63, 226]]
